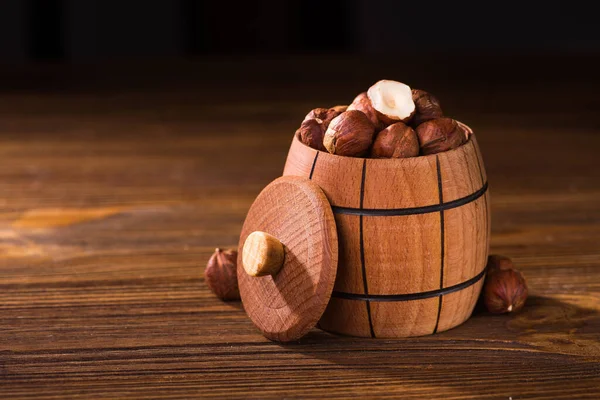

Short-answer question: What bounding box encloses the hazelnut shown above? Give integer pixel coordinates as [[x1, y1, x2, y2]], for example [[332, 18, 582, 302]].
[[483, 268, 528, 314], [323, 110, 375, 157], [297, 118, 326, 151], [204, 248, 240, 301], [415, 117, 466, 155], [411, 89, 443, 126], [370, 122, 419, 159], [303, 107, 344, 129], [486, 254, 515, 273], [303, 107, 328, 121], [347, 92, 385, 130], [298, 107, 346, 151], [331, 105, 348, 113], [367, 80, 416, 124]]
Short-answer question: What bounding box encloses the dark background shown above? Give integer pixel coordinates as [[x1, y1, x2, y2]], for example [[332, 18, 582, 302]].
[[1, 0, 599, 62]]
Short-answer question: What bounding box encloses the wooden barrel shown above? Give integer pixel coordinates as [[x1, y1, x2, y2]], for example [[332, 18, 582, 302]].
[[282, 131, 490, 337]]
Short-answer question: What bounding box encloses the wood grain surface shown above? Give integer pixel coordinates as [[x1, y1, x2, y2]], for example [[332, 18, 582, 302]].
[[1, 56, 600, 398]]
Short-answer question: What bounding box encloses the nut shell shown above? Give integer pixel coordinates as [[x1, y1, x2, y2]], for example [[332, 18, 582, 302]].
[[204, 248, 240, 301], [323, 110, 376, 157], [411, 89, 443, 126], [456, 120, 474, 140], [370, 122, 419, 159], [416, 117, 467, 155], [483, 268, 528, 314]]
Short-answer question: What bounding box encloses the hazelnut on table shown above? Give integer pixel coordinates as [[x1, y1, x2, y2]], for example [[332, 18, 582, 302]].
[[205, 248, 240, 301], [487, 254, 515, 272], [482, 255, 528, 314]]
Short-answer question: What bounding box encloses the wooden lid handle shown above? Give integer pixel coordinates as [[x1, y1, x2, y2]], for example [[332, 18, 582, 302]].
[[242, 231, 285, 277]]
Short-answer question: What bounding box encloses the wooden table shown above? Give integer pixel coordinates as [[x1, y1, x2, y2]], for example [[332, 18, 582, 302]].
[[1, 56, 599, 399]]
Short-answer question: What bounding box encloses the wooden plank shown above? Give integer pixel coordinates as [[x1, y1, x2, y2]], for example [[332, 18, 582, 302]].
[[331, 214, 363, 294], [363, 214, 441, 294], [362, 156, 439, 209], [443, 196, 488, 286]]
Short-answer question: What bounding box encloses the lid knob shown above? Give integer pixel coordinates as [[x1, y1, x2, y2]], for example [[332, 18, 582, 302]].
[[242, 231, 284, 277]]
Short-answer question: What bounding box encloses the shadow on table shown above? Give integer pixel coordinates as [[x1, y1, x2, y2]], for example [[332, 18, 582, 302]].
[[497, 295, 600, 358], [277, 295, 600, 395]]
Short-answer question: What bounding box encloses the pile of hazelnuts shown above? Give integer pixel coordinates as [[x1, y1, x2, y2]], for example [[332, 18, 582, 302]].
[[297, 79, 471, 158]]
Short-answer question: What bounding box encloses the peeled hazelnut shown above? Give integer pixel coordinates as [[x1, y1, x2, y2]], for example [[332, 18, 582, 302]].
[[297, 118, 326, 151], [348, 92, 385, 131], [411, 89, 443, 126], [204, 248, 240, 301], [370, 122, 419, 159], [367, 80, 416, 124], [487, 254, 515, 273], [416, 117, 466, 155], [483, 268, 528, 314], [323, 110, 375, 157]]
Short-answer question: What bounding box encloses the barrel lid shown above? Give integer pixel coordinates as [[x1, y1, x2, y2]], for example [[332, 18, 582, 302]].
[[237, 176, 338, 342]]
